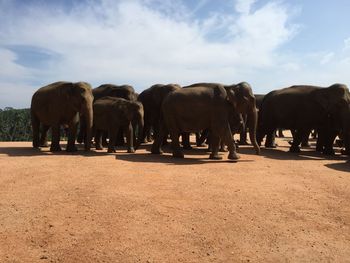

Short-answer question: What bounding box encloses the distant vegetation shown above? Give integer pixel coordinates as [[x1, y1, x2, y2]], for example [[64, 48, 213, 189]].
[[0, 108, 32, 141]]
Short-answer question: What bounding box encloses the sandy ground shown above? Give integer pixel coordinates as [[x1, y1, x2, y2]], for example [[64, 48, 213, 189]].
[[0, 135, 349, 263]]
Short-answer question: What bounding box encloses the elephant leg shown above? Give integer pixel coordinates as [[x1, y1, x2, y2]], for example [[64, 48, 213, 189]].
[[39, 125, 50, 147], [301, 129, 311, 147], [66, 121, 78, 152], [125, 123, 135, 153], [171, 132, 184, 158], [107, 127, 117, 153], [151, 122, 166, 154], [322, 129, 337, 155], [50, 125, 62, 152], [182, 133, 192, 149], [77, 119, 86, 144], [222, 123, 240, 160], [31, 113, 40, 148], [197, 129, 209, 147], [265, 129, 277, 148], [239, 114, 248, 145], [115, 128, 125, 146], [95, 130, 103, 150], [142, 122, 151, 143], [316, 129, 325, 152], [289, 129, 304, 153], [102, 132, 108, 147], [209, 134, 221, 160]]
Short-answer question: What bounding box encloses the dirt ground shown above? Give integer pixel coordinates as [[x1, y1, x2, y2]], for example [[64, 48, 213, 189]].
[[0, 134, 349, 263]]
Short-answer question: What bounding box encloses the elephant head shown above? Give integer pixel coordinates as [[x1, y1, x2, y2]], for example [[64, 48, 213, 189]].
[[225, 82, 260, 154], [69, 82, 94, 150]]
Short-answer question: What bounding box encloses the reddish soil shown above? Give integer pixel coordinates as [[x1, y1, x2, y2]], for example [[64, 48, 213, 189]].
[[0, 135, 349, 262]]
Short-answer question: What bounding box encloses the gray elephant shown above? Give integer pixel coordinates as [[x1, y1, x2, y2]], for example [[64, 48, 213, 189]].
[[182, 82, 260, 153], [138, 84, 181, 143], [77, 84, 137, 144], [151, 82, 260, 160], [31, 81, 93, 152], [257, 84, 350, 154], [93, 96, 144, 153]]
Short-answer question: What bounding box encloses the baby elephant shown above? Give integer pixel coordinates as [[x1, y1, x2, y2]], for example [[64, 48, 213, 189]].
[[93, 97, 144, 153]]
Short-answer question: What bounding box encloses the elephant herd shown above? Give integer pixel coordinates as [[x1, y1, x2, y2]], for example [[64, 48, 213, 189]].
[[30, 81, 350, 161]]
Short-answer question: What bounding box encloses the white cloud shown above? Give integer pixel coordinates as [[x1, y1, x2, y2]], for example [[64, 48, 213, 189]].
[[320, 52, 334, 65], [344, 37, 350, 51], [235, 0, 256, 14], [0, 0, 297, 107]]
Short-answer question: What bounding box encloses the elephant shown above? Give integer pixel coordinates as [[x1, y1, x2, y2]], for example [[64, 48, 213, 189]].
[[151, 82, 260, 160], [93, 96, 144, 153], [257, 84, 350, 154], [138, 83, 181, 143], [77, 84, 137, 145], [31, 81, 94, 152], [181, 82, 260, 153]]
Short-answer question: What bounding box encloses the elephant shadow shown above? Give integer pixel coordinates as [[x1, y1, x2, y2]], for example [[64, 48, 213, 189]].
[[0, 143, 108, 157], [117, 143, 254, 165], [324, 161, 350, 173]]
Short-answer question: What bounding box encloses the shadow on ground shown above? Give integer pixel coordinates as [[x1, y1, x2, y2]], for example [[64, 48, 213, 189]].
[[1, 140, 348, 169], [324, 161, 350, 173]]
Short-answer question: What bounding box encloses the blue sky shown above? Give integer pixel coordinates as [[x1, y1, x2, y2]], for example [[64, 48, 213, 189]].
[[1, 0, 350, 108]]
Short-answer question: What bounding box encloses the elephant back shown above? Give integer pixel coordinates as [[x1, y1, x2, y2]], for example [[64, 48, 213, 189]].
[[93, 84, 136, 101]]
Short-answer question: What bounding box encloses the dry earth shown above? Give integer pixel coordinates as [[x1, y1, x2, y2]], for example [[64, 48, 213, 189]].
[[0, 134, 349, 263]]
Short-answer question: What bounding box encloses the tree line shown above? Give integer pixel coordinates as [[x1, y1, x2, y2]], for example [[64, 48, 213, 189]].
[[0, 108, 32, 141]]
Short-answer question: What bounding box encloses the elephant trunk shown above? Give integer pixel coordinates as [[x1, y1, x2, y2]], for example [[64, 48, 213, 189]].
[[134, 116, 144, 150], [247, 107, 260, 155], [82, 103, 93, 151]]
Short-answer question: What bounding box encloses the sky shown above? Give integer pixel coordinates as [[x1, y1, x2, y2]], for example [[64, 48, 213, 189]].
[[1, 0, 350, 108]]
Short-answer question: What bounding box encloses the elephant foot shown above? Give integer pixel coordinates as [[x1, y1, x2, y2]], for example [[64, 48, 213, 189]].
[[209, 153, 222, 160], [265, 144, 277, 148], [322, 148, 335, 155], [107, 148, 116, 153], [289, 145, 301, 153], [127, 147, 135, 153], [173, 151, 184, 158], [228, 151, 240, 160], [50, 145, 62, 152], [66, 145, 78, 152], [301, 142, 311, 148], [151, 145, 163, 154]]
